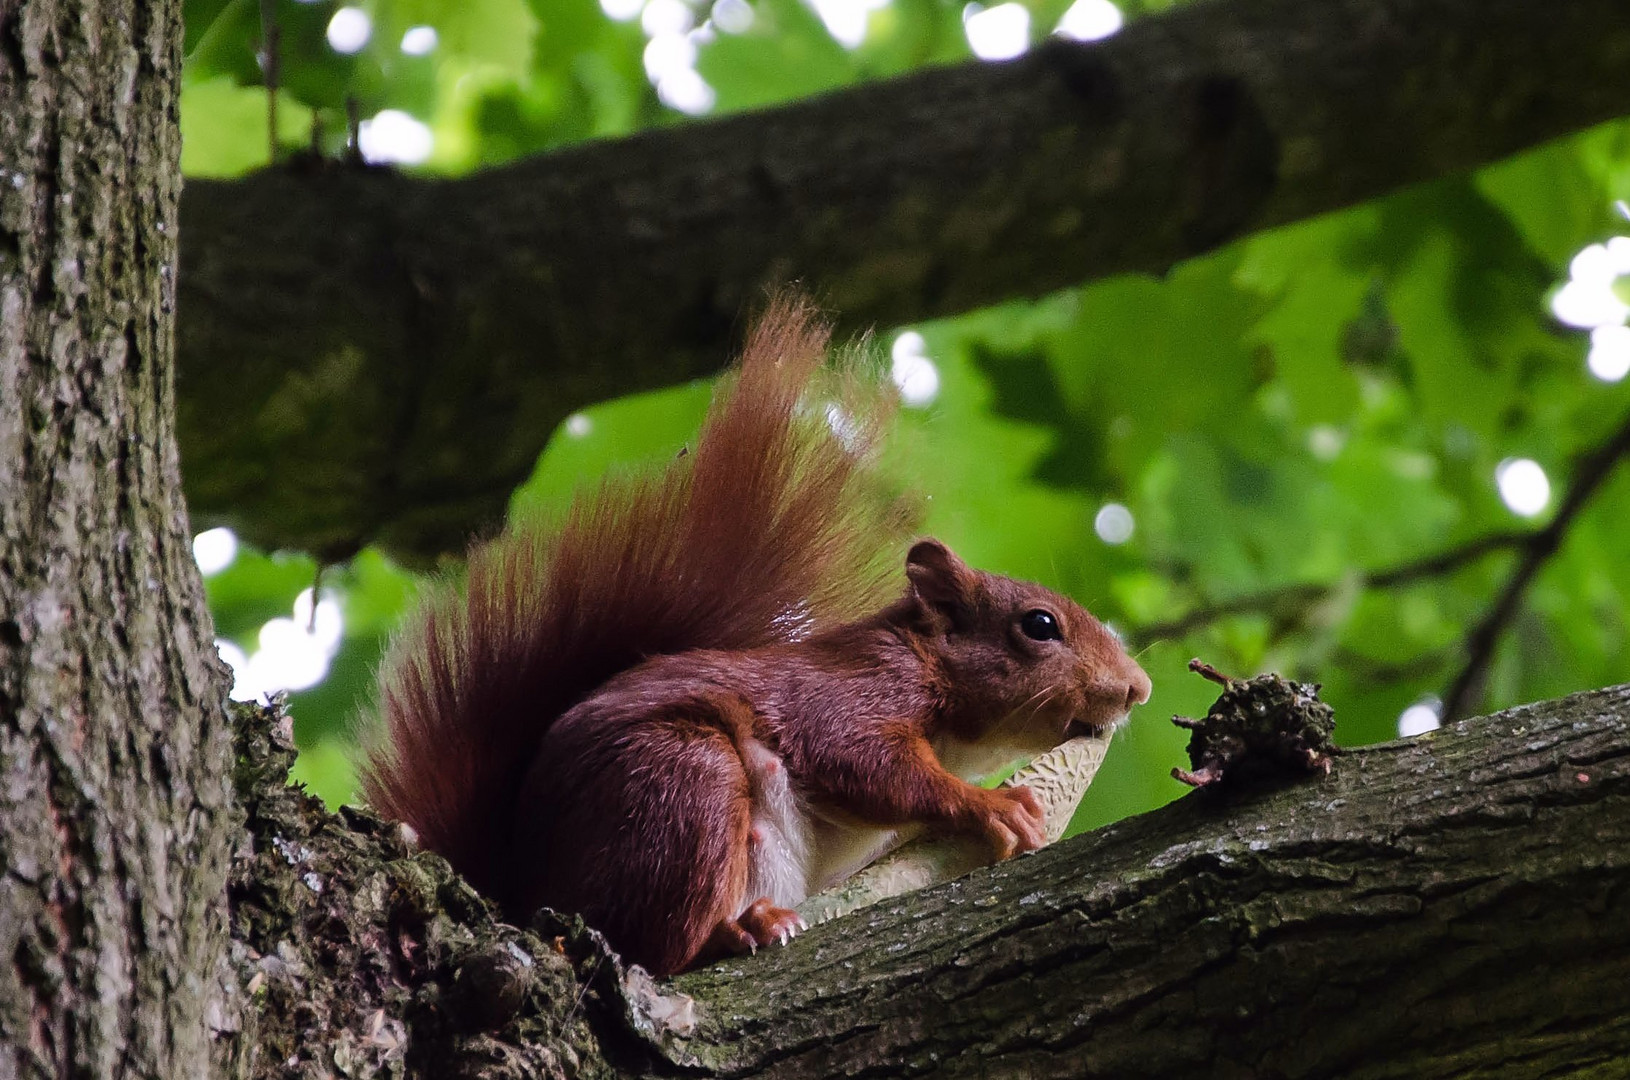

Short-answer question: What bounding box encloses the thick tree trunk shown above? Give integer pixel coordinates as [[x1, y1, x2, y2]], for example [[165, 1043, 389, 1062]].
[[230, 684, 1629, 1079], [0, 0, 241, 1076], [173, 0, 1630, 565]]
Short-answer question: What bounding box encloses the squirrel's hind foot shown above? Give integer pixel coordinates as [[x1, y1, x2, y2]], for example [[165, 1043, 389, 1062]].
[[711, 896, 806, 956]]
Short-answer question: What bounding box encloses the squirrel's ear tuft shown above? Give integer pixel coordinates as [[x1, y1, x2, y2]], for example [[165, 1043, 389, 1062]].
[[906, 539, 977, 612]]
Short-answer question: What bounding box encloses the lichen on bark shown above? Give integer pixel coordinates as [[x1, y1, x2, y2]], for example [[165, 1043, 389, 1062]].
[[229, 699, 647, 1079]]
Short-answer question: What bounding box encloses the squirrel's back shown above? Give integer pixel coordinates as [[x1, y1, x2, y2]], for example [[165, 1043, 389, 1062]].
[[361, 296, 909, 906]]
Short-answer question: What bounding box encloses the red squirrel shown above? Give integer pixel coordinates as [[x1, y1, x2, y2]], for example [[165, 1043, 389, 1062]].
[[363, 296, 1152, 976]]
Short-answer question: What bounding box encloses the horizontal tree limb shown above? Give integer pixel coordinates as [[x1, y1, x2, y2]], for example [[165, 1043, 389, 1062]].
[[654, 682, 1630, 1078], [177, 0, 1630, 564], [231, 679, 1629, 1076]]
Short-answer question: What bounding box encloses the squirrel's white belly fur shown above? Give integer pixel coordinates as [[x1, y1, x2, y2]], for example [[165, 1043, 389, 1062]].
[[739, 737, 901, 907], [739, 730, 1044, 912], [739, 737, 814, 910]]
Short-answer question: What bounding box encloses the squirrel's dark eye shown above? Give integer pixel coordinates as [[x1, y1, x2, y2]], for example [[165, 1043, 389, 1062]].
[[1020, 609, 1062, 642]]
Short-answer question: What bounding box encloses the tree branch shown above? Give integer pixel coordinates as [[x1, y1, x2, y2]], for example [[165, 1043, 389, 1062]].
[[176, 0, 1630, 564], [1132, 410, 1630, 715], [1130, 529, 1531, 646], [232, 683, 1630, 1077], [257, 0, 279, 167], [1442, 408, 1630, 719], [657, 683, 1630, 1077]]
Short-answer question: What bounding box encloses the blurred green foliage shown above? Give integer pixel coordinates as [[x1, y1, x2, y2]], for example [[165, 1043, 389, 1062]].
[[187, 0, 1630, 829]]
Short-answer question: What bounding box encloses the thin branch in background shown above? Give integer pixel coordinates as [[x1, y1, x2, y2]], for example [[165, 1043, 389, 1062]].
[[1331, 646, 1455, 687], [344, 96, 363, 165], [1134, 410, 1630, 721], [1442, 408, 1630, 720], [308, 562, 327, 635], [1132, 582, 1327, 645], [1132, 530, 1529, 647], [258, 0, 281, 165], [1367, 530, 1532, 587]]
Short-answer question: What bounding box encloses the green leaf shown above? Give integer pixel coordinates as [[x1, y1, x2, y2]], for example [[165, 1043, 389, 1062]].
[[180, 76, 315, 177], [698, 0, 857, 113], [509, 379, 715, 522], [290, 739, 361, 808]]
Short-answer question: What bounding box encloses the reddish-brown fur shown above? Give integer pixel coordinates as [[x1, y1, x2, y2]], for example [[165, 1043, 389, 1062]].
[[364, 297, 1152, 976]]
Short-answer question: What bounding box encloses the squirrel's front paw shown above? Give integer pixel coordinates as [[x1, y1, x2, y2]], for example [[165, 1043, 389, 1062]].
[[973, 785, 1046, 859]]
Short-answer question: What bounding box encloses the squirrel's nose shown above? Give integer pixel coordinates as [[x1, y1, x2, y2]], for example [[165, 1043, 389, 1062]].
[[1125, 667, 1152, 710]]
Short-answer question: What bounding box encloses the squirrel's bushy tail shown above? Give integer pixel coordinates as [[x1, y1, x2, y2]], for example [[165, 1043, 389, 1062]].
[[361, 295, 910, 907]]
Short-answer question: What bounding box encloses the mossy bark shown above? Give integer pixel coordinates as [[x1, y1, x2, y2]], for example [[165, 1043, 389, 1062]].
[[228, 704, 623, 1080], [0, 0, 242, 1075], [664, 683, 1630, 1077], [228, 684, 1630, 1079], [173, 0, 1630, 565]]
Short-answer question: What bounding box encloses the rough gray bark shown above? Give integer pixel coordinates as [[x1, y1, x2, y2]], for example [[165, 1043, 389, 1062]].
[[0, 0, 241, 1075], [174, 0, 1630, 566], [660, 682, 1630, 1078], [231, 684, 1629, 1079]]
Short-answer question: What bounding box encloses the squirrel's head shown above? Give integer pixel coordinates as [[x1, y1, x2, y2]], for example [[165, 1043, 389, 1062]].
[[904, 539, 1152, 760]]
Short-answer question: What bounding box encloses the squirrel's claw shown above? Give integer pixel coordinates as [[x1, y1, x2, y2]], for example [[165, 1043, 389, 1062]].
[[737, 897, 805, 954]]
